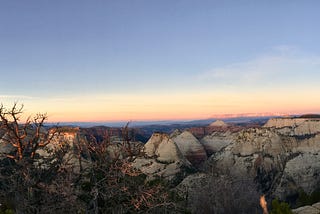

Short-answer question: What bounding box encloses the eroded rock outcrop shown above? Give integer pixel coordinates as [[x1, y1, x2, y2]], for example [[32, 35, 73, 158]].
[[200, 131, 235, 156], [205, 126, 320, 200], [134, 132, 192, 181], [172, 131, 207, 166], [231, 128, 284, 156], [144, 132, 185, 163], [264, 118, 320, 136], [208, 128, 285, 175], [275, 153, 320, 199], [136, 118, 320, 211]]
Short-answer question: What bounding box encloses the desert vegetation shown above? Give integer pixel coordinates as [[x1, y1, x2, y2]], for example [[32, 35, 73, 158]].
[[0, 104, 182, 213]]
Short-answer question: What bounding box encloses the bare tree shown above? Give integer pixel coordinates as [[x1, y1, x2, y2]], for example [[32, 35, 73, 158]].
[[0, 103, 54, 161], [0, 104, 182, 213], [0, 103, 83, 213], [81, 124, 179, 213]]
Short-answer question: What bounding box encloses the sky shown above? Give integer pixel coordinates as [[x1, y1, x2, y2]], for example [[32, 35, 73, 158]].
[[1, 0, 320, 122]]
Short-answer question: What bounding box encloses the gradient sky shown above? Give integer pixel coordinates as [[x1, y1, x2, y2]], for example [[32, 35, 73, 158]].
[[1, 0, 320, 122]]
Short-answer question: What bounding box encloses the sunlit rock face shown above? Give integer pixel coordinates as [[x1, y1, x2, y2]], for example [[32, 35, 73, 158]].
[[36, 127, 80, 158], [264, 118, 320, 136], [209, 120, 228, 127], [36, 128, 87, 172], [144, 132, 184, 163], [172, 131, 207, 167], [134, 132, 192, 181], [48, 127, 79, 147], [0, 127, 80, 160]]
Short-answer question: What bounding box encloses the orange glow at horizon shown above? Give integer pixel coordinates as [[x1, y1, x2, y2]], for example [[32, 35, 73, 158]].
[[11, 89, 320, 123]]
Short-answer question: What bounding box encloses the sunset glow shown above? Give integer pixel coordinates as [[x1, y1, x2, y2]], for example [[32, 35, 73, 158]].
[[10, 88, 320, 122], [1, 1, 320, 122]]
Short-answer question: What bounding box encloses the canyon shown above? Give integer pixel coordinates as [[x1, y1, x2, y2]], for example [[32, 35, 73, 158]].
[[1, 115, 320, 213]]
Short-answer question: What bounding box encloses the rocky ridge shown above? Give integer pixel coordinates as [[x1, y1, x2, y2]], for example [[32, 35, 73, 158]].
[[2, 117, 320, 212], [264, 118, 320, 136], [158, 117, 320, 213], [199, 118, 320, 211]]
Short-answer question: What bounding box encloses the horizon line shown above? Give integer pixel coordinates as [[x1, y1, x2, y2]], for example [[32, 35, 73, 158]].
[[45, 111, 312, 124]]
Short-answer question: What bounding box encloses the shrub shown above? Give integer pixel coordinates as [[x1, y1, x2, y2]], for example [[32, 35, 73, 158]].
[[270, 198, 293, 214], [296, 188, 320, 207]]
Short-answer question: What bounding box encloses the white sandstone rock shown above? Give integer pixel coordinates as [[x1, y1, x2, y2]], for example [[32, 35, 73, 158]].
[[200, 131, 234, 155], [209, 120, 228, 127], [172, 131, 207, 166]]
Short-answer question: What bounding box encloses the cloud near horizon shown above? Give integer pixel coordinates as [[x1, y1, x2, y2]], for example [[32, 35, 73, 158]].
[[199, 49, 320, 87]]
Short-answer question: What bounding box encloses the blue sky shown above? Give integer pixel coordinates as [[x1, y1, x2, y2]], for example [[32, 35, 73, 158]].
[[1, 0, 320, 121]]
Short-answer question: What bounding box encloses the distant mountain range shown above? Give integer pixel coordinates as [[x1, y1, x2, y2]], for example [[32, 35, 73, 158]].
[[47, 115, 295, 128]]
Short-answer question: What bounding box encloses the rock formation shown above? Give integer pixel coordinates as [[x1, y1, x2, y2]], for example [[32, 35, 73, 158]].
[[134, 132, 192, 181], [292, 202, 320, 214], [200, 131, 235, 156], [3, 117, 318, 210], [209, 120, 228, 127], [204, 124, 320, 201], [264, 118, 320, 136], [172, 131, 207, 166], [144, 132, 185, 163], [136, 117, 320, 203]]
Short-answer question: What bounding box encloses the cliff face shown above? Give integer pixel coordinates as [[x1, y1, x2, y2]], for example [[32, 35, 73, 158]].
[[207, 128, 285, 180], [205, 124, 320, 201], [264, 118, 320, 136]]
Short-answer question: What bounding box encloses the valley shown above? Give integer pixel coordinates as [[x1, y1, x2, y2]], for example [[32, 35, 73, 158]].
[[2, 115, 318, 213]]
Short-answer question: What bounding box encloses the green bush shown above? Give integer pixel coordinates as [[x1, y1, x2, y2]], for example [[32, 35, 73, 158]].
[[3, 210, 14, 214], [270, 198, 293, 214], [297, 188, 320, 207]]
